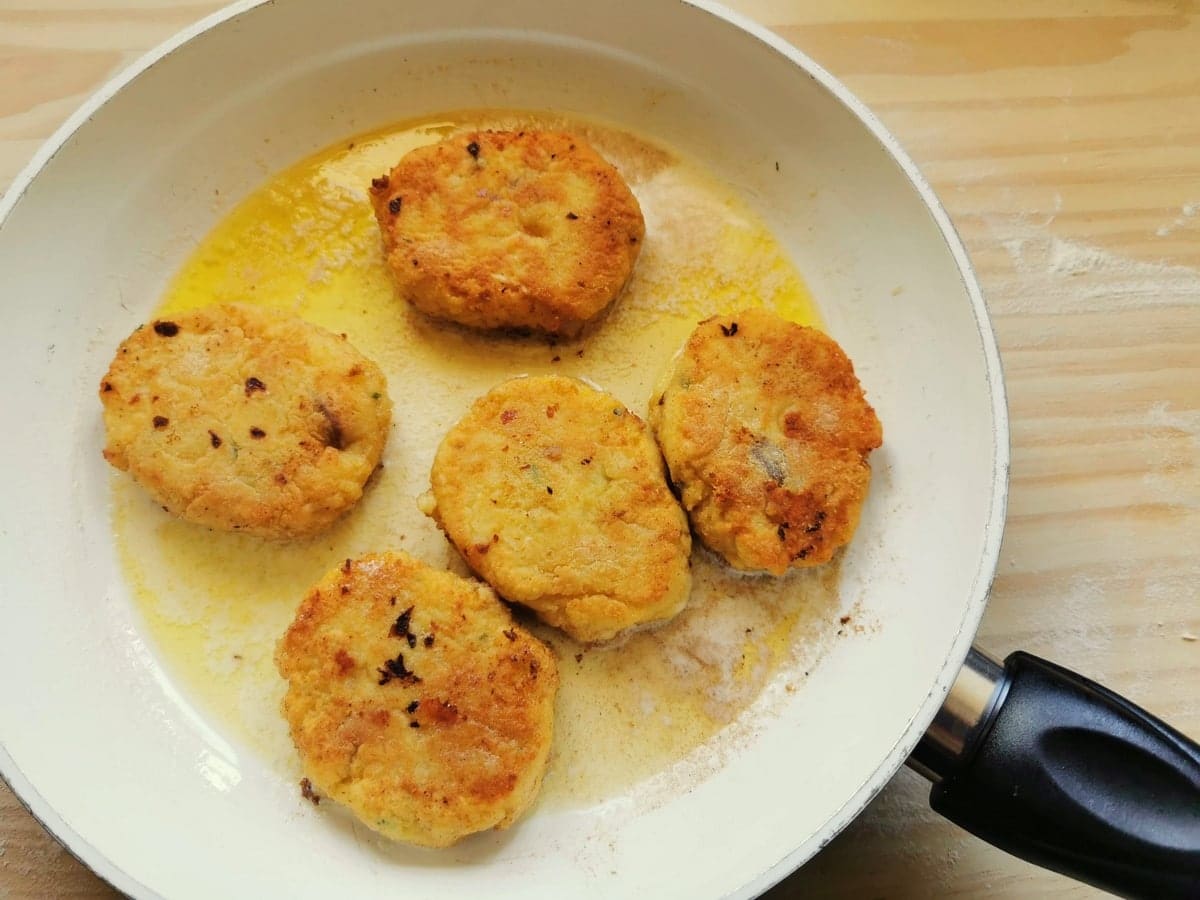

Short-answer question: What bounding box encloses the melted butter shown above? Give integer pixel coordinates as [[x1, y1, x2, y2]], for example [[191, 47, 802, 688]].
[[115, 111, 838, 808]]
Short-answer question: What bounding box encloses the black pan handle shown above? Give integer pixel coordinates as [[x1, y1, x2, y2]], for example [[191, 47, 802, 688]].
[[910, 649, 1200, 898]]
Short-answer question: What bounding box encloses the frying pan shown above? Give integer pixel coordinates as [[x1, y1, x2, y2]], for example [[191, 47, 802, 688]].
[[0, 1, 1196, 897]]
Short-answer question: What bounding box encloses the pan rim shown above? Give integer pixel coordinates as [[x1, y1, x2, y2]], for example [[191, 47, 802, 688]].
[[0, 1, 1010, 897]]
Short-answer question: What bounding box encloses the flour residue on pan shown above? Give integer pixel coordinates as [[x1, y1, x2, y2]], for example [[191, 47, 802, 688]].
[[112, 110, 847, 812], [535, 554, 843, 808]]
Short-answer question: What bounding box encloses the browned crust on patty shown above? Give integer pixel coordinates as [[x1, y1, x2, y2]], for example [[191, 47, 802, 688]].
[[99, 303, 391, 539], [370, 130, 644, 336], [424, 375, 692, 643], [276, 551, 558, 847], [650, 309, 882, 575]]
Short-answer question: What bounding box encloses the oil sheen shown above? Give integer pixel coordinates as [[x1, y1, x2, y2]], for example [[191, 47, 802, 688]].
[[112, 111, 841, 810]]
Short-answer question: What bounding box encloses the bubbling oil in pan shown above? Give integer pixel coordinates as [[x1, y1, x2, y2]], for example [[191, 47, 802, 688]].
[[112, 110, 845, 810]]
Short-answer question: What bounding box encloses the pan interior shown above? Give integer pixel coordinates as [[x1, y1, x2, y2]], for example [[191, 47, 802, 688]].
[[115, 106, 845, 812]]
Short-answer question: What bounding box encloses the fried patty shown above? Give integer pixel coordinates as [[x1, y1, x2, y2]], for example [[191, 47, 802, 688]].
[[276, 551, 558, 848], [369, 130, 644, 336], [99, 304, 391, 539], [650, 309, 882, 575], [423, 375, 691, 643]]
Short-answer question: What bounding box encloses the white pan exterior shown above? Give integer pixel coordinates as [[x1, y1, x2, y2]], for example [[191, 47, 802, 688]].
[[0, 1, 1007, 897]]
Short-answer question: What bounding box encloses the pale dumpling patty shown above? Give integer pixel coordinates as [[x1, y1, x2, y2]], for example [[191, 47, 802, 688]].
[[650, 309, 882, 575], [99, 303, 391, 539], [276, 551, 558, 848], [369, 130, 645, 336], [423, 375, 692, 643]]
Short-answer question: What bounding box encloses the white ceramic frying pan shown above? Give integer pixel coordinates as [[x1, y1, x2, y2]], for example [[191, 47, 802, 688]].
[[0, 2, 1196, 897]]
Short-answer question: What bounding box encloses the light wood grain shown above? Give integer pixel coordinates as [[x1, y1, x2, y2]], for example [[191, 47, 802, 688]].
[[2, 1, 1197, 897]]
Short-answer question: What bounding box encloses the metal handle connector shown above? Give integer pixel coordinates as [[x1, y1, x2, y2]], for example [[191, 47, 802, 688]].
[[909, 646, 1007, 782]]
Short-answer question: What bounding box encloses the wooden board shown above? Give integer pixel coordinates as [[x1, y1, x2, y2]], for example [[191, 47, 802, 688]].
[[1, 2, 1196, 897]]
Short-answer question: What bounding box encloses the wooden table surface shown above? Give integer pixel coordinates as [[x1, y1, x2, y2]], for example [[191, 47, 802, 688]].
[[1, 1, 1197, 897]]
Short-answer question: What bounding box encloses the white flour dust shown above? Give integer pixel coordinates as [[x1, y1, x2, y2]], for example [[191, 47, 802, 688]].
[[986, 213, 1200, 314], [1155, 201, 1198, 237], [983, 211, 1200, 687]]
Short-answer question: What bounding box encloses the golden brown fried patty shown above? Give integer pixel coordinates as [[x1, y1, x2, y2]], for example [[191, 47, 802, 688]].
[[99, 304, 391, 539], [276, 551, 557, 848], [650, 309, 882, 575], [370, 130, 644, 336], [424, 375, 691, 643]]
